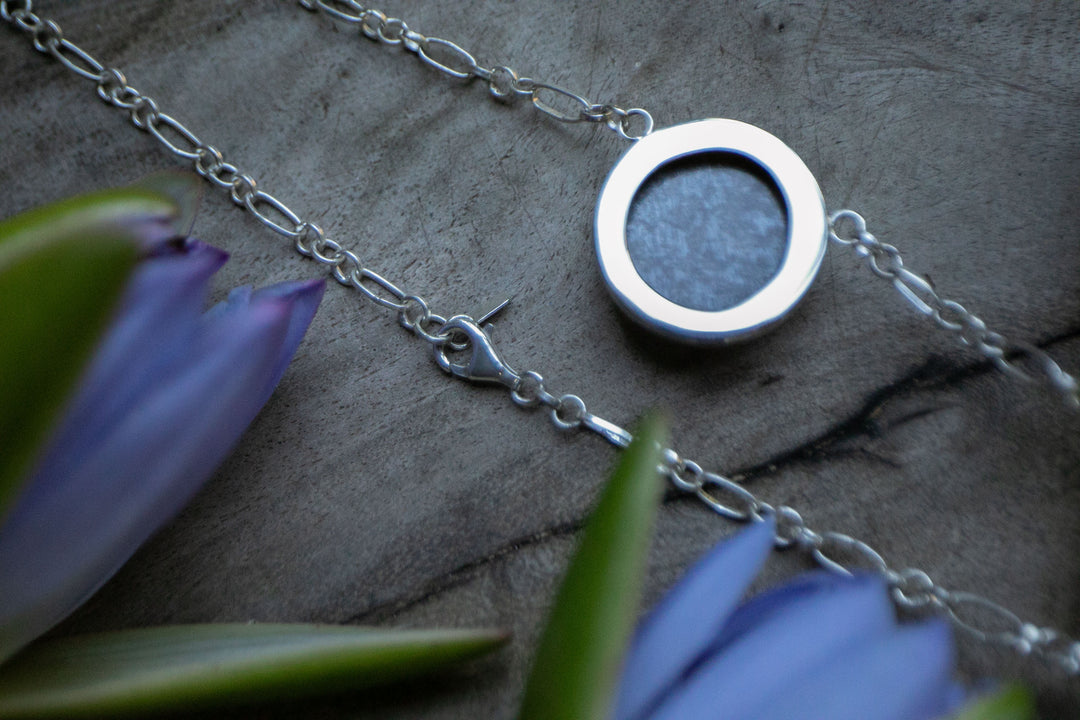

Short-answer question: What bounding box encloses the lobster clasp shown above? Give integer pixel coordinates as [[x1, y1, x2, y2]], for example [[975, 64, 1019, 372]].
[[434, 315, 519, 388]]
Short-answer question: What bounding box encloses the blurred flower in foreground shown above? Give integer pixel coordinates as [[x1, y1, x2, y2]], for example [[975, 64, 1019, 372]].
[[614, 519, 964, 720], [0, 222, 324, 662], [519, 415, 979, 720], [0, 181, 504, 718]]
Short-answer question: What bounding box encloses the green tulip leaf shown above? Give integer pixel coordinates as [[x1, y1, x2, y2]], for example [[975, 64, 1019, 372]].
[[0, 178, 202, 520], [952, 684, 1035, 720], [0, 624, 508, 718], [0, 227, 139, 521], [519, 411, 668, 720], [129, 171, 203, 237], [0, 185, 177, 260]]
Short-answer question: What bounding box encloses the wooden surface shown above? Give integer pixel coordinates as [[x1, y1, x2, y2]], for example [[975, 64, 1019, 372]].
[[3, 1, 1079, 716]]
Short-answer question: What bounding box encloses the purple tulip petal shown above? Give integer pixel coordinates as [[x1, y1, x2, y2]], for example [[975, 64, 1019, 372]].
[[123, 214, 183, 250], [743, 619, 957, 720], [0, 303, 286, 657], [706, 571, 846, 652], [648, 574, 896, 720], [0, 247, 323, 661], [614, 518, 775, 720], [257, 280, 324, 402], [205, 278, 326, 403], [39, 241, 227, 482]]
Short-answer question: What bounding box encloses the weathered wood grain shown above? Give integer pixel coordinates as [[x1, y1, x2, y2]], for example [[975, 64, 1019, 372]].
[[2, 1, 1078, 716]]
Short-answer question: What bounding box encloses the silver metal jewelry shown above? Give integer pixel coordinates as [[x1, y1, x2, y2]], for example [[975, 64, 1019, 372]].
[[596, 118, 827, 343], [289, 0, 1079, 411], [4, 0, 1079, 677]]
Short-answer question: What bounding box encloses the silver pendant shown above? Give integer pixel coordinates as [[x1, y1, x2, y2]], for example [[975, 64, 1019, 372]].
[[595, 118, 827, 344]]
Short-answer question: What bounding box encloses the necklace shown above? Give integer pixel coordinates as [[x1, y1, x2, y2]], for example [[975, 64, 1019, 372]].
[[4, 0, 1080, 692]]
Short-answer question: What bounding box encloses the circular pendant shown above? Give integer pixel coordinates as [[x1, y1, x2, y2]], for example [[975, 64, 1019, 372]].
[[594, 118, 827, 343]]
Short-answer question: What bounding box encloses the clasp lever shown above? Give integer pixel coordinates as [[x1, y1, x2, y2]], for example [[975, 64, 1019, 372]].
[[434, 315, 519, 389]]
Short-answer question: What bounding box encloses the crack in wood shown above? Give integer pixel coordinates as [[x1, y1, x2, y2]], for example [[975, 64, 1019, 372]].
[[342, 326, 1079, 624], [341, 518, 585, 624], [728, 325, 1080, 484]]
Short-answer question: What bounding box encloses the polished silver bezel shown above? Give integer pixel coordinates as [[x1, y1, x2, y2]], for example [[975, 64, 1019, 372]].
[[595, 118, 827, 343]]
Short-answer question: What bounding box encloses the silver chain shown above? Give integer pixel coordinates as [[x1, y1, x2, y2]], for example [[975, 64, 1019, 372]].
[[298, 0, 654, 141], [829, 210, 1080, 410], [5, 0, 1080, 676]]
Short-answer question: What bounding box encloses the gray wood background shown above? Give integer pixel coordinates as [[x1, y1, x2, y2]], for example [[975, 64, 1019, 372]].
[[3, 1, 1078, 716]]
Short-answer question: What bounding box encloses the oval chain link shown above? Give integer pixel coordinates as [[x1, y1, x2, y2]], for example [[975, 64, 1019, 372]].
[[297, 0, 654, 141], [1, 0, 443, 341], [829, 210, 1080, 411], [5, 0, 1078, 676]]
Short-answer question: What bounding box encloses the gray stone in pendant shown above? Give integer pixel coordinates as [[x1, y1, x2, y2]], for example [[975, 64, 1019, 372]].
[[625, 152, 789, 313]]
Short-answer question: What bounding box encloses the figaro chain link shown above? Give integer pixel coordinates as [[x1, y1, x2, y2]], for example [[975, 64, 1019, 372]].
[[829, 210, 1080, 411], [297, 0, 654, 141], [5, 0, 1079, 676]]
